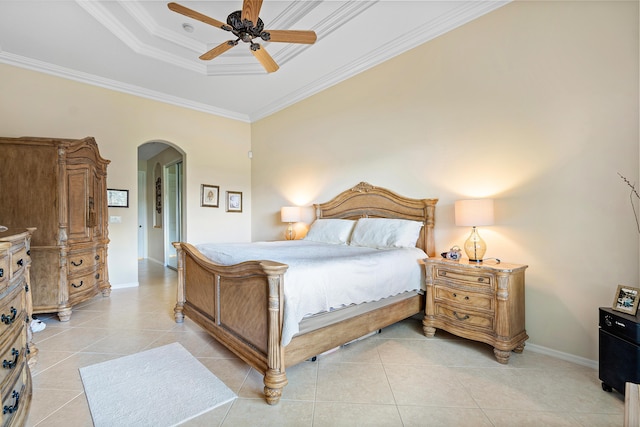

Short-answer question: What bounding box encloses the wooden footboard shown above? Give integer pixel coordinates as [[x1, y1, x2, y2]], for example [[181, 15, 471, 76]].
[[173, 242, 289, 404]]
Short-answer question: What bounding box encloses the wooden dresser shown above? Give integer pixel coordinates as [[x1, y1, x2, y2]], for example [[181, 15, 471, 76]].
[[0, 228, 35, 426], [0, 136, 110, 321], [422, 258, 528, 364]]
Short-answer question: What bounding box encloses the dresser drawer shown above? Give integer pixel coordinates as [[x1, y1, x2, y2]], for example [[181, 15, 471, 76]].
[[9, 246, 27, 280], [435, 267, 493, 289], [435, 304, 494, 331], [0, 252, 8, 290], [0, 327, 25, 392], [67, 248, 99, 274], [1, 360, 28, 426], [434, 286, 494, 311], [0, 286, 24, 337], [69, 270, 99, 297]]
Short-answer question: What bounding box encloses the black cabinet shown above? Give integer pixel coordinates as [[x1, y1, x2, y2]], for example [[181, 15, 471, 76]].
[[599, 307, 640, 394]]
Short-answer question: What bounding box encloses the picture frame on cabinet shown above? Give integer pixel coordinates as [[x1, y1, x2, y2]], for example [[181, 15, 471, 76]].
[[612, 285, 640, 315], [226, 191, 242, 213], [107, 189, 129, 208], [201, 184, 219, 208]]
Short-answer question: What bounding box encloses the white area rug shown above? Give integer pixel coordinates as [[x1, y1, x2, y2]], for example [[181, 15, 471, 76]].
[[79, 342, 236, 427]]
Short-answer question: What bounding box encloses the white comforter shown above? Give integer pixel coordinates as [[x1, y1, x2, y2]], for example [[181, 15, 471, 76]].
[[196, 240, 427, 346]]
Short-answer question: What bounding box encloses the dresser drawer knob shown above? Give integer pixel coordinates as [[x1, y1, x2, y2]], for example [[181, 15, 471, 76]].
[[95, 273, 100, 280], [71, 280, 84, 288], [477, 278, 484, 282], [1, 307, 17, 325], [3, 390, 20, 414], [71, 259, 83, 267], [16, 259, 23, 267], [453, 311, 470, 321], [2, 348, 19, 369], [441, 272, 447, 276], [95, 255, 100, 261], [0, 268, 3, 278]]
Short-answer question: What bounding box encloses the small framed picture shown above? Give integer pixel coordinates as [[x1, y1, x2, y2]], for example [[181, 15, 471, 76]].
[[612, 285, 640, 315], [201, 184, 219, 208], [107, 189, 129, 208], [226, 191, 242, 213]]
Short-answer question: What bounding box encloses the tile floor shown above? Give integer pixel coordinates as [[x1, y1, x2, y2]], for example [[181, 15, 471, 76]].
[[25, 260, 624, 426]]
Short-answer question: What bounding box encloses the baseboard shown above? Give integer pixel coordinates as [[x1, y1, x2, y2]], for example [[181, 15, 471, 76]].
[[110, 282, 139, 289], [146, 257, 165, 266], [526, 342, 597, 369]]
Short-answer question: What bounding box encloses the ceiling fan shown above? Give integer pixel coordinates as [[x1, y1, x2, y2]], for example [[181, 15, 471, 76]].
[[168, 0, 317, 73]]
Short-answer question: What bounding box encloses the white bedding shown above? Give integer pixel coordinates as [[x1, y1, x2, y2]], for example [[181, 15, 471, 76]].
[[196, 240, 427, 346]]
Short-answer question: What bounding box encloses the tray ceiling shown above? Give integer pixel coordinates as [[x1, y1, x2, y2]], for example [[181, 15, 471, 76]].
[[0, 1, 508, 122]]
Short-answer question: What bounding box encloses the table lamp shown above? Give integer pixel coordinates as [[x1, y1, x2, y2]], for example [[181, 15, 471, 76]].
[[454, 199, 494, 262], [280, 206, 301, 240]]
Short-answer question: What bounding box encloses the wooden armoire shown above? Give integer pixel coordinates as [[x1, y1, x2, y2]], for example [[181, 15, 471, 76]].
[[0, 136, 110, 321]]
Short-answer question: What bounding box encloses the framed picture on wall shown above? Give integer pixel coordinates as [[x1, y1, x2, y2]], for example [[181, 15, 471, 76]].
[[201, 184, 219, 208], [226, 191, 242, 213], [107, 189, 129, 208], [612, 285, 640, 315]]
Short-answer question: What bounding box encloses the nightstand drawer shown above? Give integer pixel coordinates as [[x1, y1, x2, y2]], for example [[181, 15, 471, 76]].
[[435, 267, 492, 289], [435, 286, 494, 311], [435, 304, 494, 330]]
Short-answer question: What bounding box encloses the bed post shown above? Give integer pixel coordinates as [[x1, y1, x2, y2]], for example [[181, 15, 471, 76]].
[[425, 202, 436, 258], [260, 261, 289, 405], [173, 242, 185, 323]]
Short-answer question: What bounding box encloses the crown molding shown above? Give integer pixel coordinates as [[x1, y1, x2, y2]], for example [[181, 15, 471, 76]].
[[249, 0, 509, 121], [2, 0, 508, 123], [0, 51, 250, 122]]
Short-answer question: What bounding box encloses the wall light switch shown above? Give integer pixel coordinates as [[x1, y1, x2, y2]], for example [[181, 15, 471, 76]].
[[109, 216, 122, 224]]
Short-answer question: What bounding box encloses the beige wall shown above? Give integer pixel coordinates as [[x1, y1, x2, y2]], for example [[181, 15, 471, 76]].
[[0, 64, 252, 287], [251, 1, 640, 361]]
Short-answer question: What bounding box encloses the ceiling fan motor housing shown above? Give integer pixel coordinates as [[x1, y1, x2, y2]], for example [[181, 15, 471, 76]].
[[226, 10, 270, 42]]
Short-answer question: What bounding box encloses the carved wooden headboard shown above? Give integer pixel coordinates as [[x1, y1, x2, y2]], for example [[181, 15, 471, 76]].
[[314, 182, 438, 257]]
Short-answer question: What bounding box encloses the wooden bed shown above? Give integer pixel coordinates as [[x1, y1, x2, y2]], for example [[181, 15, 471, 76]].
[[173, 182, 438, 404]]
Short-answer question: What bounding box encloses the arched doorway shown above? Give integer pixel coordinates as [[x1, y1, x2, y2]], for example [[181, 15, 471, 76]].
[[137, 141, 185, 270]]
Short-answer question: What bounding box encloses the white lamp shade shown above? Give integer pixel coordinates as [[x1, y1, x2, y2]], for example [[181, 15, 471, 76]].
[[280, 206, 301, 223], [455, 199, 494, 227]]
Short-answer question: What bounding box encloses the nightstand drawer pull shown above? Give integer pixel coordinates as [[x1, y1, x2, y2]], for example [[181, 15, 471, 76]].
[[2, 348, 19, 369], [477, 278, 485, 283], [71, 280, 84, 288], [71, 259, 83, 267], [0, 268, 3, 278], [452, 293, 471, 301], [453, 311, 470, 321], [16, 259, 23, 267]]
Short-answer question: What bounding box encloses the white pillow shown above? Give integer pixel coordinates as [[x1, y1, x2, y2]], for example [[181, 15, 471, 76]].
[[349, 218, 423, 249], [303, 219, 356, 245]]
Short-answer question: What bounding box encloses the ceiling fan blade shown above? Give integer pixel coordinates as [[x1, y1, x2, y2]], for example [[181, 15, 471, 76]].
[[265, 30, 317, 44], [199, 41, 236, 60], [251, 44, 279, 73], [241, 0, 263, 26], [168, 2, 229, 30]]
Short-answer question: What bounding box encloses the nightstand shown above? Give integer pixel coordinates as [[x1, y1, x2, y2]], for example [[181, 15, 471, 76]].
[[422, 258, 528, 364]]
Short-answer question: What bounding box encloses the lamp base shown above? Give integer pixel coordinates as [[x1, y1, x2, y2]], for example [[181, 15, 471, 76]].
[[463, 226, 486, 262], [285, 223, 296, 240]]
